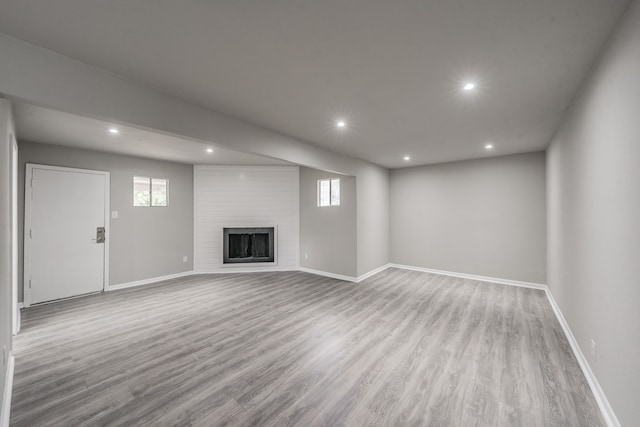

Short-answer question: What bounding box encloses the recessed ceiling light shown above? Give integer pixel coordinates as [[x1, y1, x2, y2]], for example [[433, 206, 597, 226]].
[[206, 148, 214, 153], [336, 120, 346, 128], [403, 156, 411, 161], [485, 143, 494, 150], [108, 128, 119, 134], [463, 82, 475, 91]]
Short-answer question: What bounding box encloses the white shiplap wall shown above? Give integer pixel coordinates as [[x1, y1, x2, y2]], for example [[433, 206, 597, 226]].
[[194, 165, 299, 272]]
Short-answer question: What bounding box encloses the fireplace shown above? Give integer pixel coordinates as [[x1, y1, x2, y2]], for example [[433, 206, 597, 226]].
[[223, 227, 275, 264]]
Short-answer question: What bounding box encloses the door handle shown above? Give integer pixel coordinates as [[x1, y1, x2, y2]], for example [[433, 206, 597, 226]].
[[95, 227, 105, 244]]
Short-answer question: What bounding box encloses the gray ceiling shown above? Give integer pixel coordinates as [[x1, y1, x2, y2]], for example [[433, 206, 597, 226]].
[[0, 0, 630, 168], [13, 103, 290, 166]]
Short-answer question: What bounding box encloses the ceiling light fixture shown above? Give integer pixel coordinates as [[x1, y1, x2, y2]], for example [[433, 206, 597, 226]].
[[403, 156, 411, 161], [206, 148, 214, 153], [485, 143, 494, 150], [108, 128, 119, 134], [336, 120, 346, 128], [463, 82, 475, 91]]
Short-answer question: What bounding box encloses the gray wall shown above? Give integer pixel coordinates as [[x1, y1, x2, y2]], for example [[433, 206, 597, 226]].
[[18, 141, 194, 300], [300, 167, 357, 277], [0, 98, 15, 420], [391, 152, 546, 283], [356, 165, 390, 277], [547, 2, 640, 424]]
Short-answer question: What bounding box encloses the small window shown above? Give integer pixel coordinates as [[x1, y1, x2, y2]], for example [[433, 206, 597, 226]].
[[134, 177, 168, 207], [133, 177, 150, 207], [317, 178, 340, 207], [151, 178, 168, 206]]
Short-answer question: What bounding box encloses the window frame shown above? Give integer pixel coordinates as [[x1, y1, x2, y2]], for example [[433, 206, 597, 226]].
[[317, 178, 340, 207], [133, 176, 169, 207]]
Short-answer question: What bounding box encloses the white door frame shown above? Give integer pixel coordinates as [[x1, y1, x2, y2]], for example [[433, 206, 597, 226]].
[[23, 163, 110, 307], [10, 134, 19, 334]]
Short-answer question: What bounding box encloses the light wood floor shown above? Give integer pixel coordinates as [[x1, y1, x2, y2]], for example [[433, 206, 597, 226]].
[[11, 268, 603, 426]]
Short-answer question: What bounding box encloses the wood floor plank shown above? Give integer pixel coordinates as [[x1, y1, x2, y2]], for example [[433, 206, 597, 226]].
[[10, 269, 604, 426]]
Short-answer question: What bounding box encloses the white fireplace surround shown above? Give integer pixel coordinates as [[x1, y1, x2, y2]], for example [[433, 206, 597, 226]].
[[194, 165, 299, 272]]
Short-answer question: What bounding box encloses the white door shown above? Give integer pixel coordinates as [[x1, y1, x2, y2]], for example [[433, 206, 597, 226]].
[[25, 164, 109, 305]]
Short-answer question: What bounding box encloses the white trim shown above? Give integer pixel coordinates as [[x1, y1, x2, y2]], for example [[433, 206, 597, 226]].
[[16, 303, 23, 310], [1, 353, 14, 427], [300, 263, 544, 288], [299, 264, 392, 283], [388, 263, 547, 290], [22, 164, 32, 307], [109, 271, 195, 291], [357, 263, 392, 282], [299, 267, 357, 282], [10, 135, 19, 334], [545, 289, 620, 427], [23, 164, 110, 307]]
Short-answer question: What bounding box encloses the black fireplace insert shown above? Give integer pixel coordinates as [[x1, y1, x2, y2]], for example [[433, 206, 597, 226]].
[[223, 227, 275, 264]]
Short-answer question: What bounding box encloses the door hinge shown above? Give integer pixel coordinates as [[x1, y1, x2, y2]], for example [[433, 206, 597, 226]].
[[29, 229, 32, 238], [29, 279, 32, 289]]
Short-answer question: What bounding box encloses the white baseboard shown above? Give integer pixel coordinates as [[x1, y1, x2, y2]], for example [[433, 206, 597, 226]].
[[1, 353, 14, 427], [299, 267, 357, 282], [299, 263, 392, 283], [108, 270, 195, 291], [544, 289, 620, 427], [388, 263, 547, 290], [112, 267, 301, 291], [357, 263, 392, 282]]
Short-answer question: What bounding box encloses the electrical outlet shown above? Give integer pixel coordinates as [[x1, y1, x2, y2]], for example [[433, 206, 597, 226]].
[[183, 256, 188, 263], [304, 253, 309, 260], [590, 339, 597, 362]]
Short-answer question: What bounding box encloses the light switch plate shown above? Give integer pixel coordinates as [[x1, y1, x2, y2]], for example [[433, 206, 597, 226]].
[[111, 211, 119, 219]]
